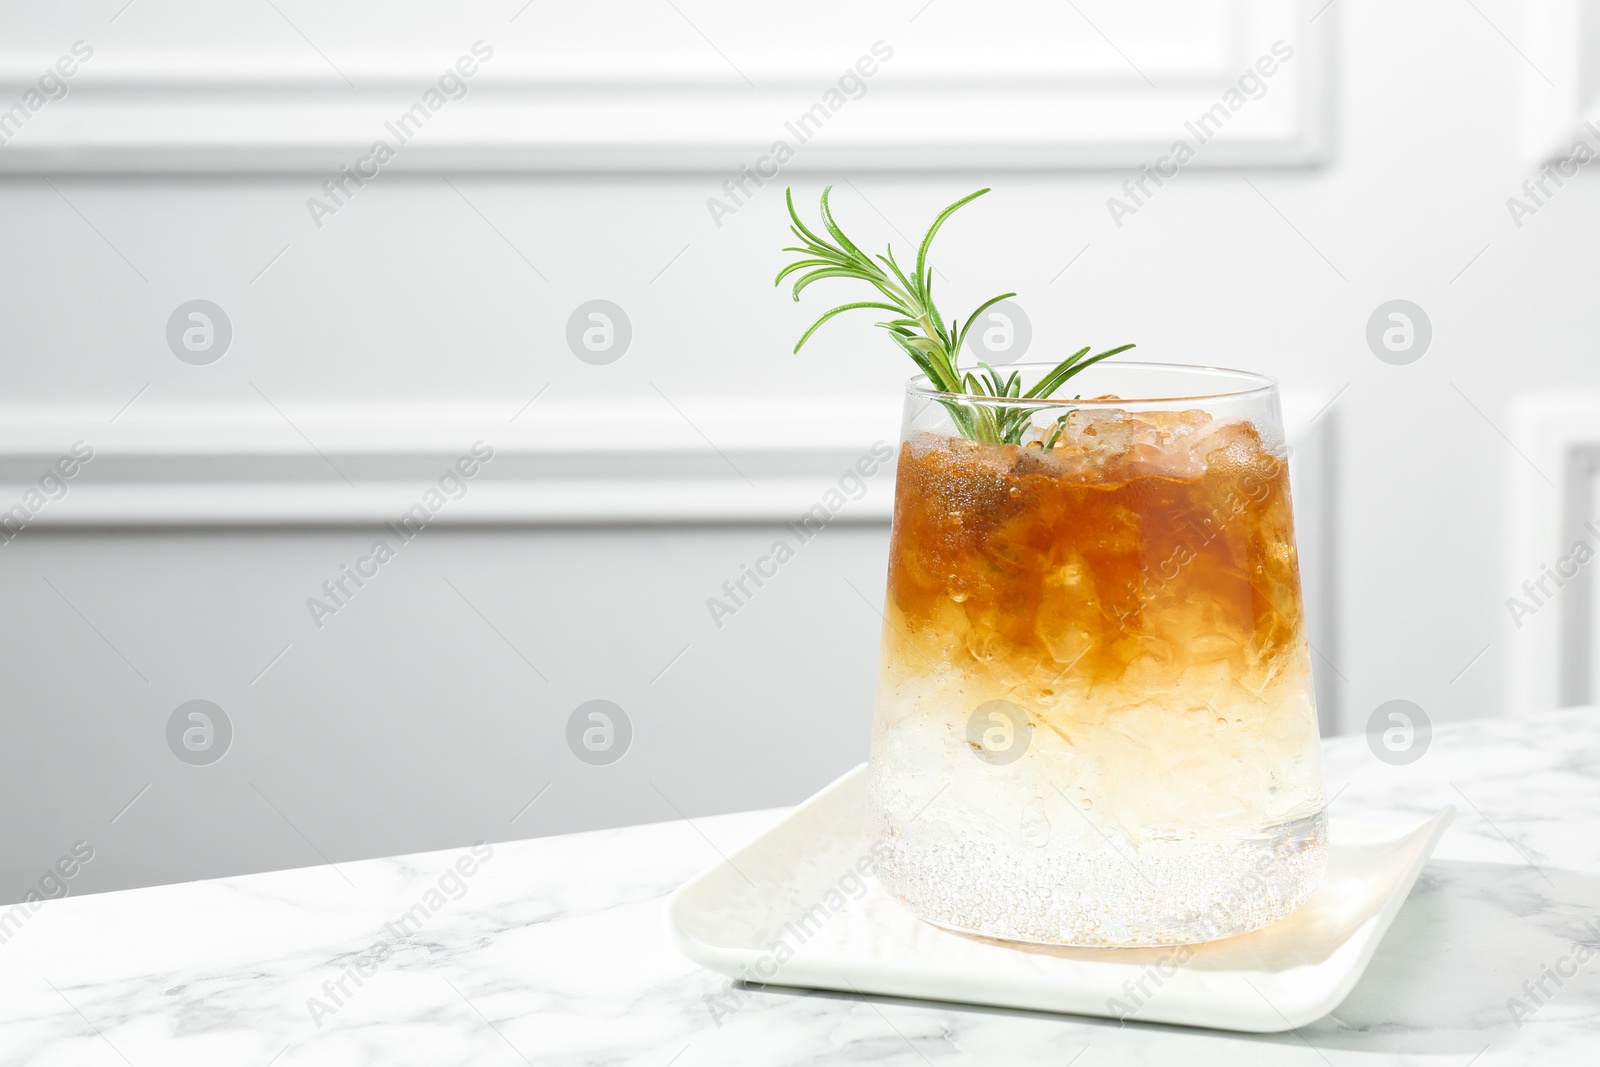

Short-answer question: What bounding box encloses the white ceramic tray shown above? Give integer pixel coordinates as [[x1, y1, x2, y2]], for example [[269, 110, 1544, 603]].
[[668, 764, 1453, 1033]]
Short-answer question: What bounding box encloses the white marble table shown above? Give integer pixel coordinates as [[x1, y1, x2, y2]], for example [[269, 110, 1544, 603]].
[[3, 710, 1598, 1065]]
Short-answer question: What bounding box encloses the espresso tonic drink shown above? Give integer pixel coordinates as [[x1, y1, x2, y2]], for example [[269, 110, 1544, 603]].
[[865, 363, 1327, 946]]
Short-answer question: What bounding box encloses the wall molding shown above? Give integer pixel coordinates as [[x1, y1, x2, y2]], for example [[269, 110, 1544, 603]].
[[0, 0, 1327, 173], [1527, 0, 1597, 163], [0, 397, 902, 526], [1509, 394, 1600, 715]]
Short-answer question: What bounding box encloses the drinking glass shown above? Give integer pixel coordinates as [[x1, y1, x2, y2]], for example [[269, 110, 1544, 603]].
[[865, 362, 1327, 946]]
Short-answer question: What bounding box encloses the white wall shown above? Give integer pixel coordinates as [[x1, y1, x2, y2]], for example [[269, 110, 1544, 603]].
[[1, 0, 1595, 900]]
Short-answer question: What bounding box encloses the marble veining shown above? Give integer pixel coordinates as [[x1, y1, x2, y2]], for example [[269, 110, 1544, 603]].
[[3, 710, 1599, 1065]]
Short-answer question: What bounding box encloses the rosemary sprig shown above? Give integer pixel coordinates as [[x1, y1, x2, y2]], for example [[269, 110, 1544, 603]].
[[775, 186, 1135, 444]]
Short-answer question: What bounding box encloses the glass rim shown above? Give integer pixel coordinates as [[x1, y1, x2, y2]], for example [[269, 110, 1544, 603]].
[[904, 360, 1279, 407]]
